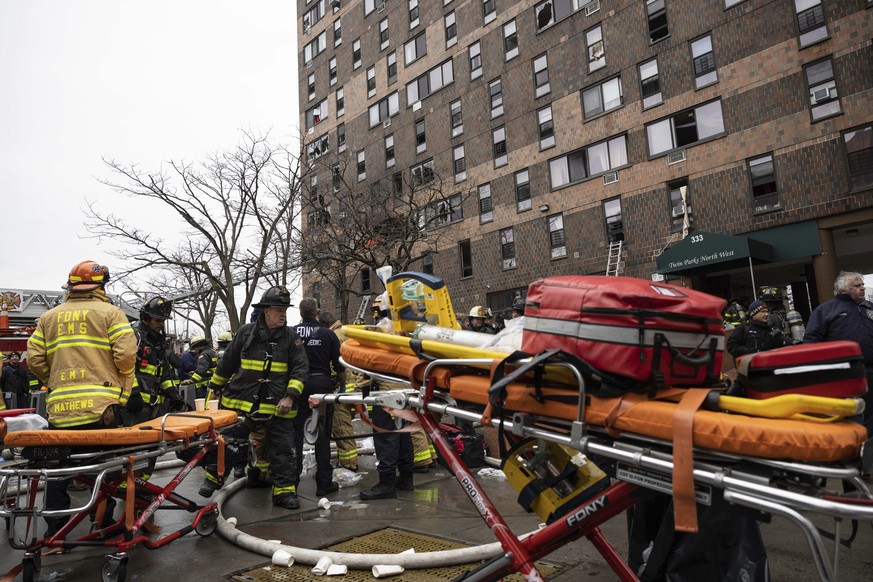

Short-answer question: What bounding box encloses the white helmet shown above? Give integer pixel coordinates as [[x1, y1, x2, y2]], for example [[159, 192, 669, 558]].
[[468, 306, 487, 318]]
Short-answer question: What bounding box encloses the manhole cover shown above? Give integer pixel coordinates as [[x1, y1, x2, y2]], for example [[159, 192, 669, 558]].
[[228, 526, 564, 580]]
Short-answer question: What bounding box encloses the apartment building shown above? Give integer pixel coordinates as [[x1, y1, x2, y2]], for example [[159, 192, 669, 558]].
[[298, 0, 873, 323]]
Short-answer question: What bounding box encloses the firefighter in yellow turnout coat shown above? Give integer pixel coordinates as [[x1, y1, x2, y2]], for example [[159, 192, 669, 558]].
[[203, 286, 309, 510], [26, 260, 137, 535]]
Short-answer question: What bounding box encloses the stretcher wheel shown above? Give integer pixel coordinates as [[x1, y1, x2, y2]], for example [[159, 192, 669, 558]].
[[101, 554, 128, 582], [22, 554, 41, 582], [195, 508, 219, 537]]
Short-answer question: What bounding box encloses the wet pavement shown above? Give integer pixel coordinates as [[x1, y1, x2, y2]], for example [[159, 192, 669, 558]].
[[2, 450, 872, 580]]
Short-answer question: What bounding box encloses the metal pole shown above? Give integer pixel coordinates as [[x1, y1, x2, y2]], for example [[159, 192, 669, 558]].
[[749, 256, 757, 300]]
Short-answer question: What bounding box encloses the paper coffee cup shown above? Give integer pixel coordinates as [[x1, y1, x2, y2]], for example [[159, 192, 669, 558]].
[[194, 398, 206, 411], [318, 498, 331, 509], [271, 549, 294, 567], [312, 556, 332, 575], [372, 564, 404, 578], [326, 564, 347, 576]]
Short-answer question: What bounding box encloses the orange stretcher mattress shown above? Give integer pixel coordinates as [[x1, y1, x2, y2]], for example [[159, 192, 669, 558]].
[[341, 340, 867, 463], [3, 410, 239, 448]]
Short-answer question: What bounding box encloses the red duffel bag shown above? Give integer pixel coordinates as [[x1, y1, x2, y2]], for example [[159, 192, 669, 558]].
[[521, 276, 725, 390], [735, 340, 868, 399]]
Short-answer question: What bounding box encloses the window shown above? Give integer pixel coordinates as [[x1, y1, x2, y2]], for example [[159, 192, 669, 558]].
[[357, 149, 366, 181], [586, 25, 605, 72], [404, 32, 427, 65], [500, 228, 517, 270], [335, 87, 345, 117], [424, 194, 463, 228], [306, 98, 328, 129], [582, 76, 623, 118], [336, 123, 346, 152], [534, 54, 550, 98], [415, 119, 427, 153], [304, 31, 327, 65], [362, 269, 371, 293], [604, 197, 624, 243], [479, 183, 493, 223], [548, 214, 567, 259], [450, 99, 464, 137], [844, 125, 873, 191], [379, 18, 389, 50], [352, 38, 361, 69], [411, 159, 435, 188], [795, 0, 828, 48], [493, 126, 507, 167], [422, 253, 434, 275], [639, 58, 662, 108], [538, 106, 555, 150], [387, 52, 397, 85], [334, 18, 342, 47], [368, 92, 399, 127], [691, 34, 717, 89], [460, 240, 473, 278], [453, 144, 466, 181], [385, 134, 395, 168], [307, 133, 330, 161], [747, 154, 780, 213], [406, 59, 454, 106], [549, 134, 628, 188], [332, 163, 342, 192], [333, 0, 341, 13], [725, 0, 745, 7], [504, 20, 519, 61], [391, 171, 404, 202], [668, 179, 691, 233], [367, 66, 376, 98], [646, 99, 725, 157], [329, 57, 337, 86], [445, 12, 457, 48], [309, 174, 319, 203], [483, 0, 496, 25], [490, 78, 504, 118], [364, 0, 377, 16], [469, 42, 482, 80], [515, 169, 531, 212], [534, 0, 595, 32], [307, 73, 316, 101], [646, 0, 669, 43], [409, 0, 420, 29], [805, 57, 841, 122], [304, 0, 326, 32]]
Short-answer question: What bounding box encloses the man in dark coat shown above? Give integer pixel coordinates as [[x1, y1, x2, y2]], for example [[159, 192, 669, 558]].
[[727, 300, 792, 359]]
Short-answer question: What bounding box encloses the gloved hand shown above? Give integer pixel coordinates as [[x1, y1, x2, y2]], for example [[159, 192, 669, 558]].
[[180, 379, 194, 385], [127, 392, 144, 414], [207, 383, 221, 398]]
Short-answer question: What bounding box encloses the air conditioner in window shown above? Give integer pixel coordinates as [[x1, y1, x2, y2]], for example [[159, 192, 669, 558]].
[[378, 2, 386, 12], [412, 101, 422, 112], [307, 127, 314, 135], [331, 0, 341, 7], [672, 203, 686, 218], [585, 0, 601, 16], [667, 149, 687, 165], [812, 87, 831, 103], [602, 171, 618, 185], [383, 119, 391, 128]]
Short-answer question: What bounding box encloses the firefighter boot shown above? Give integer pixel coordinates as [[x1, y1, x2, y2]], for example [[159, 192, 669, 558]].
[[397, 470, 414, 491], [246, 467, 271, 489], [273, 493, 300, 510], [360, 472, 397, 500]]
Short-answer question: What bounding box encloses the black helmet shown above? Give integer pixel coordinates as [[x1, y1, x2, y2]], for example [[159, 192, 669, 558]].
[[252, 286, 293, 308], [140, 296, 173, 321], [759, 286, 783, 303]]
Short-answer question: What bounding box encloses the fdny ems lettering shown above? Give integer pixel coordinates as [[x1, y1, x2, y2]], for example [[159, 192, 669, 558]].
[[52, 399, 95, 412], [59, 369, 88, 381], [56, 309, 90, 335]]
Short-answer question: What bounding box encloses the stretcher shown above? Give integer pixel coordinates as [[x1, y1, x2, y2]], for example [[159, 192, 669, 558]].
[[0, 409, 238, 582], [323, 334, 873, 582]]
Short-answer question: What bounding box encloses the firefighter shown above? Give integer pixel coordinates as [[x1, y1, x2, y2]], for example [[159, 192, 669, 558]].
[[123, 296, 181, 426], [216, 331, 233, 361], [722, 298, 748, 331], [178, 336, 212, 398], [185, 336, 217, 399], [202, 286, 309, 510], [466, 306, 497, 334], [27, 260, 137, 536]]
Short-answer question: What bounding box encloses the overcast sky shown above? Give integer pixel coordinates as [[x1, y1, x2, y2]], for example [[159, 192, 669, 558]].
[[0, 0, 298, 292]]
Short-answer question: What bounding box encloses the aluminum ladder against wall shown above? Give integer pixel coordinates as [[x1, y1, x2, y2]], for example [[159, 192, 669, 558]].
[[605, 240, 624, 276], [354, 295, 372, 322]]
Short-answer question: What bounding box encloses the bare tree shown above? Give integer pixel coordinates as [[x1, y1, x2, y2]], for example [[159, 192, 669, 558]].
[[299, 149, 472, 320], [86, 131, 304, 332]]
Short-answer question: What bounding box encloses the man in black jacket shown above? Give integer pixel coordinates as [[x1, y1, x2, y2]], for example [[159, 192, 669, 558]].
[[727, 300, 792, 359], [204, 286, 309, 509], [1, 351, 30, 408]]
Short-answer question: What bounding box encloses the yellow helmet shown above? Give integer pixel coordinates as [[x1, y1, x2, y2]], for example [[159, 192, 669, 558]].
[[217, 331, 233, 345], [189, 336, 209, 350]]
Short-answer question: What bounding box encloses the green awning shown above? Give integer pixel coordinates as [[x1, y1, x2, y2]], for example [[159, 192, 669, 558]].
[[656, 231, 774, 274]]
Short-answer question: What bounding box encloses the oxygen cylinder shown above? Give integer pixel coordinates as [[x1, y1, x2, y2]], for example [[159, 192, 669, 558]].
[[787, 309, 805, 342]]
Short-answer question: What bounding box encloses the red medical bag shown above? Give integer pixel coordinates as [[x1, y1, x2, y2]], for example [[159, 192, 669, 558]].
[[521, 276, 725, 388], [735, 341, 868, 399]]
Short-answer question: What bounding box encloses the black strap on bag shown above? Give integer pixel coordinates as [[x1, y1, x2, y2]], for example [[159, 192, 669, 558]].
[[651, 333, 720, 391]]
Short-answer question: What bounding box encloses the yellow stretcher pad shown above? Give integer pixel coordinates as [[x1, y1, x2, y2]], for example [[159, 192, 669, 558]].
[[3, 410, 239, 448]]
